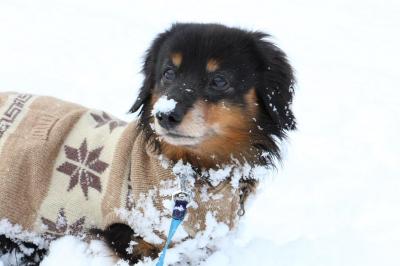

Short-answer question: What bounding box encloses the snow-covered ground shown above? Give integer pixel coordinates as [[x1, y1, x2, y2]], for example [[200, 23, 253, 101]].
[[1, 0, 400, 265]]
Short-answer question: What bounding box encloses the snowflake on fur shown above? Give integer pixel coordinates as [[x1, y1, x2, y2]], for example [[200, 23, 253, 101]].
[[57, 139, 108, 199]]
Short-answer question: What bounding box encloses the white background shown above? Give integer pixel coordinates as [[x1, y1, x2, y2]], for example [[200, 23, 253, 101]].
[[1, 0, 399, 265]]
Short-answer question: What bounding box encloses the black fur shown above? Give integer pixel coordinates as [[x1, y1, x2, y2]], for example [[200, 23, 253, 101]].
[[91, 224, 158, 263], [0, 235, 46, 265]]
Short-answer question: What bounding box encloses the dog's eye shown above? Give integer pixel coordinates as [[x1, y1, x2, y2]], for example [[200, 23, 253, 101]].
[[211, 75, 228, 90], [163, 69, 176, 81]]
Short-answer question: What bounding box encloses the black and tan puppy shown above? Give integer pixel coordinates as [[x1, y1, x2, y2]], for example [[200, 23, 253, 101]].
[[102, 23, 296, 262], [0, 23, 295, 265]]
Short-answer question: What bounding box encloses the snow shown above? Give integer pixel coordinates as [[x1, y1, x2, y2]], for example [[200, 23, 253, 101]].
[[116, 189, 167, 245], [0, 219, 49, 250], [151, 96, 177, 116], [206, 166, 233, 187], [40, 236, 117, 266], [1, 0, 400, 265]]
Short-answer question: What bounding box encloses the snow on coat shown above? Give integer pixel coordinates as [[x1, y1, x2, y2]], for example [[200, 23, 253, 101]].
[[0, 92, 241, 246]]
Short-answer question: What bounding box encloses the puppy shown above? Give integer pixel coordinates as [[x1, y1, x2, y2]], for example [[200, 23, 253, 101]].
[[0, 23, 295, 264], [104, 22, 296, 262]]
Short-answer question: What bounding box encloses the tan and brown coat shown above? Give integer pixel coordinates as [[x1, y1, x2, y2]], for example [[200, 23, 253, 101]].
[[0, 92, 240, 245]]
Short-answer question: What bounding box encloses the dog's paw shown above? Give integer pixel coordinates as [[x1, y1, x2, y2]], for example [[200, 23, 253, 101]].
[[92, 223, 159, 264], [126, 237, 159, 262]]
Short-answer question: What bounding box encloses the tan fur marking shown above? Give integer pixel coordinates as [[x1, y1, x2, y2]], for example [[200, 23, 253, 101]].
[[171, 53, 183, 67], [174, 101, 206, 137], [206, 59, 219, 72], [160, 100, 253, 168], [202, 101, 251, 155], [131, 239, 159, 259], [244, 88, 258, 116]]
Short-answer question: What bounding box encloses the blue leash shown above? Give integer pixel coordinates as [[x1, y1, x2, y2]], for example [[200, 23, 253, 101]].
[[156, 193, 189, 266]]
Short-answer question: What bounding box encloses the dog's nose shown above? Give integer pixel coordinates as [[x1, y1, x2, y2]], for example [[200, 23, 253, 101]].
[[156, 109, 183, 130]]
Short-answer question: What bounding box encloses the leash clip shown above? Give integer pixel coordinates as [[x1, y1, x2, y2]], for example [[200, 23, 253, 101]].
[[156, 192, 189, 266], [172, 191, 190, 220]]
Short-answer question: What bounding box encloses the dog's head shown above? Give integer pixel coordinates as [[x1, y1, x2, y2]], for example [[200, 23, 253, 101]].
[[130, 23, 295, 168]]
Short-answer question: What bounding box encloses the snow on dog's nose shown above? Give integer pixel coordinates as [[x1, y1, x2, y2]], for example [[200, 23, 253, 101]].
[[152, 96, 211, 147], [152, 96, 180, 130]]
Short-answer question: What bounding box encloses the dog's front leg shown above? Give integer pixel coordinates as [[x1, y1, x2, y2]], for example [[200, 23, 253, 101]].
[[92, 223, 159, 263]]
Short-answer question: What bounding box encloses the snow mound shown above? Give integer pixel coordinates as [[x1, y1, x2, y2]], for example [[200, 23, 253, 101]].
[[40, 236, 118, 266]]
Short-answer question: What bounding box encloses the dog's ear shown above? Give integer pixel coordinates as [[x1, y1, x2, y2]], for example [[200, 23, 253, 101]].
[[252, 32, 296, 131], [129, 30, 172, 114]]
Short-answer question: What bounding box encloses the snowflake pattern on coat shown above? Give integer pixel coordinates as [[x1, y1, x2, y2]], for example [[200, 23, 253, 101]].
[[41, 208, 85, 235], [56, 139, 109, 199], [90, 111, 127, 133]]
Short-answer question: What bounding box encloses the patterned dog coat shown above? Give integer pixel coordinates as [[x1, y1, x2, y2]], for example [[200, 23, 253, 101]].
[[0, 92, 240, 245]]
